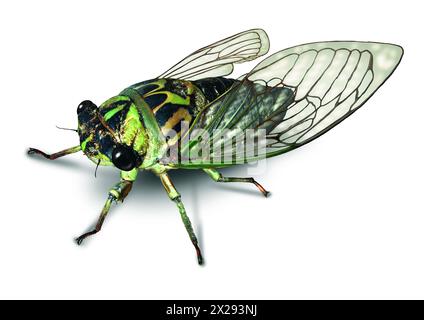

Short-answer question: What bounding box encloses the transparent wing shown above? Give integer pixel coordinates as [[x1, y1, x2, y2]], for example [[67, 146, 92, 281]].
[[158, 29, 269, 80], [172, 41, 403, 168]]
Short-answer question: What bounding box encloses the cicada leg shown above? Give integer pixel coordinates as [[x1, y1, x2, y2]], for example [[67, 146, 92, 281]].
[[27, 145, 81, 159], [75, 169, 138, 244], [159, 173, 203, 265], [203, 168, 270, 197]]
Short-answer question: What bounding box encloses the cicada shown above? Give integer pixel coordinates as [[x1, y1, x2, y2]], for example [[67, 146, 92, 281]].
[[28, 29, 403, 265]]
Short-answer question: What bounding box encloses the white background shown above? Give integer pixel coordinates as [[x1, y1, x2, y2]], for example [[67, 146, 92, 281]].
[[1, 0, 423, 299]]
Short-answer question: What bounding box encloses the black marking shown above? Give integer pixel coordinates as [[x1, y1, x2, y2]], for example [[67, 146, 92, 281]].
[[194, 77, 237, 102], [99, 100, 130, 114], [154, 103, 184, 127], [172, 121, 183, 135], [103, 103, 131, 132], [78, 108, 96, 125], [97, 133, 114, 159], [167, 79, 189, 98], [144, 93, 167, 109]]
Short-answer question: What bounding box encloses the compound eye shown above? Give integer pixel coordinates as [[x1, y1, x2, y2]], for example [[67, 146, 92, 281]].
[[77, 100, 97, 115], [112, 144, 137, 171]]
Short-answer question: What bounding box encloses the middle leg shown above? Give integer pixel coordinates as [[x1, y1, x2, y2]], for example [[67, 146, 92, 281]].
[[159, 172, 203, 265]]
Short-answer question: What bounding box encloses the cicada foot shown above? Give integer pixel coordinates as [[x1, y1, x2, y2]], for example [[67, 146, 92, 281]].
[[27, 146, 81, 160], [74, 180, 133, 245], [74, 197, 111, 245], [194, 243, 204, 265], [159, 173, 204, 265], [203, 168, 271, 198], [75, 230, 99, 245], [27, 147, 49, 158], [252, 180, 271, 198]]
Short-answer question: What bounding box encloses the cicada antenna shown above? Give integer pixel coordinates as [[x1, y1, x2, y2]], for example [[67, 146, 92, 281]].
[[96, 111, 121, 142], [56, 125, 78, 132], [94, 159, 101, 178]]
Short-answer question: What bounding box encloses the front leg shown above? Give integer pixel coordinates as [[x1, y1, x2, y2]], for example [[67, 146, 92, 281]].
[[27, 145, 81, 160], [159, 173, 203, 265], [75, 169, 138, 244]]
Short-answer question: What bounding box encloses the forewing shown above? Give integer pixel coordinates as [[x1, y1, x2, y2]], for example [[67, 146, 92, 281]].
[[249, 41, 403, 156], [159, 29, 269, 80], [173, 41, 403, 168]]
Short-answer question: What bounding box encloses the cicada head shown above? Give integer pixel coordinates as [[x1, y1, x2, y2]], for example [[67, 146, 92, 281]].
[[77, 96, 148, 171]]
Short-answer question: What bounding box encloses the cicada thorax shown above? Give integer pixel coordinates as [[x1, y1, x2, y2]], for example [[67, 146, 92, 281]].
[[79, 77, 238, 169], [128, 77, 237, 141]]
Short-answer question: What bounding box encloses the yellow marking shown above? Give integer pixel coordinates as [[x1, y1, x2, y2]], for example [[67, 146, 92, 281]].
[[167, 133, 181, 147], [161, 108, 192, 136]]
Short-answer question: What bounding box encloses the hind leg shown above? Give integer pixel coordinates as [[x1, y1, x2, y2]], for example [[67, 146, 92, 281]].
[[203, 168, 270, 197]]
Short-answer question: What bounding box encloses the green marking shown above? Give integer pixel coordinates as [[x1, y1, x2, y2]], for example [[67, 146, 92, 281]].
[[90, 151, 112, 166], [167, 92, 190, 106], [149, 79, 166, 90], [148, 91, 190, 107], [121, 88, 167, 169], [81, 135, 93, 151], [121, 168, 138, 181], [99, 95, 131, 109], [122, 104, 147, 153], [203, 168, 221, 181], [104, 105, 125, 121]]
